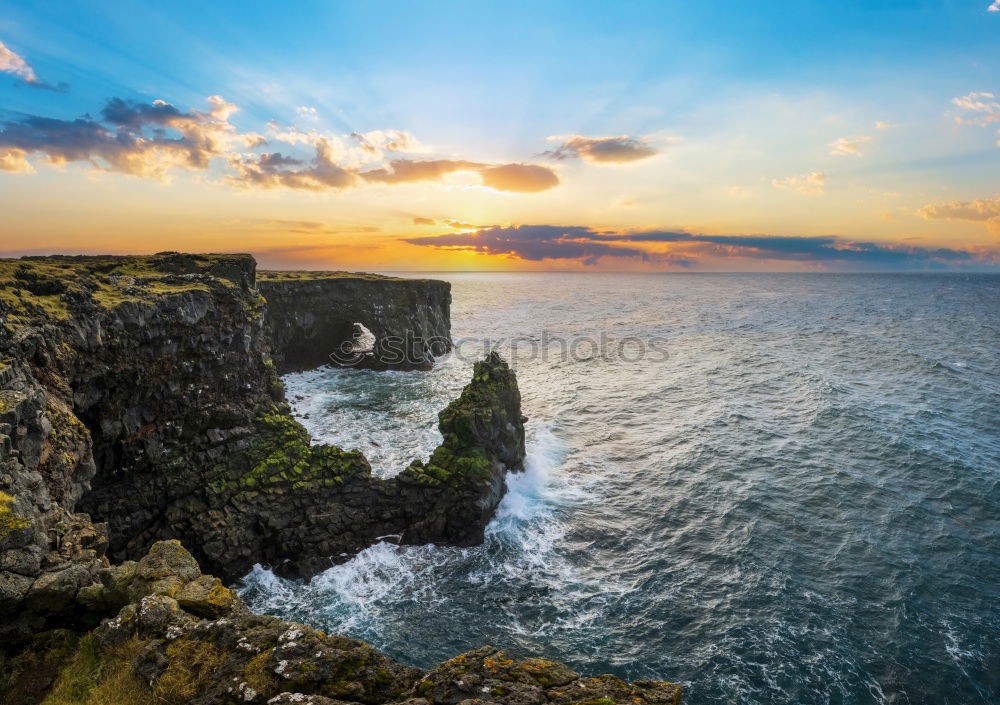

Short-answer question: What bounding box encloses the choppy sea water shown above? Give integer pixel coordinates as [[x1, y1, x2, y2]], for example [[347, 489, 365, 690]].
[[239, 273, 1000, 704]]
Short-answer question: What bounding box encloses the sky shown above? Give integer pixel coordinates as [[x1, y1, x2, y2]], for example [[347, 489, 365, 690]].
[[0, 0, 998, 271]]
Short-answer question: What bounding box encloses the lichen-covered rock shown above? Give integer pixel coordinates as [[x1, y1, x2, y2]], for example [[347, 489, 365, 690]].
[[411, 647, 681, 705], [176, 574, 238, 618], [396, 352, 527, 549], [1, 542, 681, 705], [175, 350, 526, 580], [0, 254, 680, 703], [0, 254, 269, 644]]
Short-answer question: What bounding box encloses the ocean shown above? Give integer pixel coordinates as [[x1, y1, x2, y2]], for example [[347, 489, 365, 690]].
[[238, 272, 1000, 704]]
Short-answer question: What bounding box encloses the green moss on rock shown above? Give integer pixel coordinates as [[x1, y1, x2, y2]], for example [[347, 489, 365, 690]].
[[235, 408, 371, 492], [399, 352, 522, 487], [0, 491, 30, 540]]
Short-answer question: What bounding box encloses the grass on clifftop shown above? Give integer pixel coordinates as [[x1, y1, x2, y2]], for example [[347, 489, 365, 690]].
[[0, 253, 251, 321], [257, 269, 400, 282]]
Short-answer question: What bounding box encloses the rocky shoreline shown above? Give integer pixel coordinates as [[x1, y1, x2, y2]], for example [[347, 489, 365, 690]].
[[0, 253, 681, 704]]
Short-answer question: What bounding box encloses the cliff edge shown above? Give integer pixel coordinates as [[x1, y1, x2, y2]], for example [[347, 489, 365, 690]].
[[0, 253, 681, 704]]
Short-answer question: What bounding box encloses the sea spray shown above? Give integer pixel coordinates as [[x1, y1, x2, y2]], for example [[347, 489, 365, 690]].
[[237, 423, 600, 658], [282, 359, 464, 477]]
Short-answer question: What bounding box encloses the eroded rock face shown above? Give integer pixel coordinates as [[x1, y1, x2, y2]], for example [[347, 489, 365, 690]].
[[147, 351, 527, 581], [257, 272, 451, 373], [0, 254, 518, 640], [1, 253, 269, 643], [0, 254, 680, 703], [1, 542, 682, 705]]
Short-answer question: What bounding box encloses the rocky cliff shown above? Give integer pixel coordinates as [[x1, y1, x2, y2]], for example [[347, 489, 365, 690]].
[[258, 271, 451, 373], [2, 540, 681, 705], [0, 253, 680, 704]]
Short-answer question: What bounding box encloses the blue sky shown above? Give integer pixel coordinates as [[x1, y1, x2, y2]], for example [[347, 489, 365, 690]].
[[0, 1, 998, 270]]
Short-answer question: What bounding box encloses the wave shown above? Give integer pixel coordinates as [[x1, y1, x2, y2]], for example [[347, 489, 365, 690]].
[[238, 424, 593, 655]]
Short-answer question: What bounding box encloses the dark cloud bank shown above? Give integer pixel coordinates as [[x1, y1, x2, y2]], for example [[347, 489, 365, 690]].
[[403, 225, 998, 270]]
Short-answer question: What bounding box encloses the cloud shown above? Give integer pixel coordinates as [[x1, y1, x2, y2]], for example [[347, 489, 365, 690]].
[[772, 172, 826, 194], [361, 158, 481, 184], [0, 40, 66, 91], [0, 148, 33, 173], [952, 92, 1000, 146], [542, 134, 661, 163], [480, 163, 560, 192], [990, 1, 1000, 12], [875, 121, 894, 129], [350, 129, 426, 156], [829, 135, 873, 156], [919, 194, 1000, 233], [226, 218, 379, 234], [403, 225, 996, 270], [404, 225, 666, 265], [227, 138, 356, 190], [0, 95, 263, 177], [359, 159, 559, 193], [413, 217, 436, 225], [0, 94, 559, 193], [952, 90, 1000, 137], [919, 194, 1000, 221], [0, 40, 36, 83], [296, 106, 318, 120], [444, 219, 484, 229], [953, 92, 998, 111]]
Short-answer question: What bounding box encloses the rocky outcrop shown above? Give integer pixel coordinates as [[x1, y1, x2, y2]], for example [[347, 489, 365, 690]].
[[1, 541, 681, 705], [0, 253, 680, 703], [0, 252, 272, 644], [90, 350, 526, 582], [0, 254, 522, 638], [257, 271, 451, 373]]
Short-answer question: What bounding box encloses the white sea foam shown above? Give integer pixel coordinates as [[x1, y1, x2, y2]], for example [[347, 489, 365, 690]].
[[238, 423, 593, 645], [281, 366, 450, 478], [242, 272, 1000, 702]]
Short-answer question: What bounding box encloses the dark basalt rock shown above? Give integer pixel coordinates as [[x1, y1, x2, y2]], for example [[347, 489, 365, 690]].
[[0, 253, 513, 632], [0, 254, 681, 703], [125, 350, 527, 582], [257, 271, 451, 373]]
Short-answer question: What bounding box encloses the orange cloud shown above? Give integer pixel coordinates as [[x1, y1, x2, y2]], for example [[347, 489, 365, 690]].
[[360, 159, 559, 193], [361, 159, 481, 184], [0, 148, 33, 173], [919, 194, 1000, 233], [479, 163, 560, 192]]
